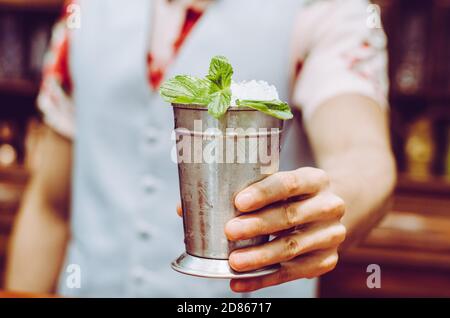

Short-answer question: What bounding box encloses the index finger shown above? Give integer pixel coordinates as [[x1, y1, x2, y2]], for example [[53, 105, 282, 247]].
[[234, 167, 328, 212]]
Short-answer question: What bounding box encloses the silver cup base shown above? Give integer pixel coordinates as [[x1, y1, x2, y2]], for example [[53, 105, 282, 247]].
[[171, 252, 280, 279]]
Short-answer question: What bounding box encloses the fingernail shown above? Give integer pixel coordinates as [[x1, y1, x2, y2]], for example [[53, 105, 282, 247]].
[[236, 191, 254, 210]]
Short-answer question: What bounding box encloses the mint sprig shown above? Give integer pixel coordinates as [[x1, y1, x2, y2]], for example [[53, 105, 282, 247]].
[[236, 99, 293, 120], [208, 88, 231, 119], [159, 55, 293, 120], [159, 75, 210, 105], [207, 55, 233, 91], [206, 56, 233, 118]]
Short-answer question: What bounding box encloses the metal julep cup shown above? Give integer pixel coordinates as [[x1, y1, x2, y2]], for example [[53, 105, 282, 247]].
[[171, 104, 283, 279]]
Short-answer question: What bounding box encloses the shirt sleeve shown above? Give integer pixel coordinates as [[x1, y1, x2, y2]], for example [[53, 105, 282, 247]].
[[292, 0, 389, 120], [37, 15, 75, 139]]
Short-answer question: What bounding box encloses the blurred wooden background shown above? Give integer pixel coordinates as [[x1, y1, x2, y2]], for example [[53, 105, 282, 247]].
[[0, 0, 449, 296]]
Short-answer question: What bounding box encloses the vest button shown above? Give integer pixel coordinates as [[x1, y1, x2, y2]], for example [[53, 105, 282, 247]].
[[136, 222, 153, 240], [131, 267, 146, 285], [141, 175, 158, 193], [139, 230, 151, 240], [143, 127, 159, 145]]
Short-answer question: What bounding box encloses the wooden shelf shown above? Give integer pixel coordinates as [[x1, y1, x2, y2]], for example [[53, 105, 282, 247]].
[[0, 79, 39, 97], [0, 165, 28, 183], [396, 173, 450, 197], [320, 261, 450, 298], [345, 209, 450, 268], [0, 165, 28, 211], [347, 174, 450, 269], [320, 172, 450, 297]]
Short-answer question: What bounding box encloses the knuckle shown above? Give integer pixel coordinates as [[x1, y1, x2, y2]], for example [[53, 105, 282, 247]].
[[328, 222, 347, 245], [324, 251, 339, 272], [283, 236, 301, 260], [251, 183, 269, 203], [334, 197, 346, 218], [338, 224, 347, 243], [307, 251, 338, 279], [322, 195, 346, 218], [332, 226, 345, 244], [280, 172, 300, 197], [282, 203, 299, 227], [304, 251, 339, 279], [330, 194, 345, 210], [252, 216, 266, 236]]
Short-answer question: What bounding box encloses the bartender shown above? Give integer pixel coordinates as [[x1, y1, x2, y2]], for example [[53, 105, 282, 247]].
[[6, 0, 395, 297]]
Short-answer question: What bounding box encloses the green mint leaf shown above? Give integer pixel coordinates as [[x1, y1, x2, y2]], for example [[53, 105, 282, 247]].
[[159, 75, 211, 105], [206, 56, 233, 92], [159, 56, 292, 121], [204, 56, 233, 118], [207, 88, 231, 119], [236, 99, 294, 120]]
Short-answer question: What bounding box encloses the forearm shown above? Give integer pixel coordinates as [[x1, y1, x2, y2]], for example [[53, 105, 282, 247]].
[[306, 94, 396, 249], [322, 146, 396, 249], [5, 126, 72, 293], [5, 183, 70, 293]]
